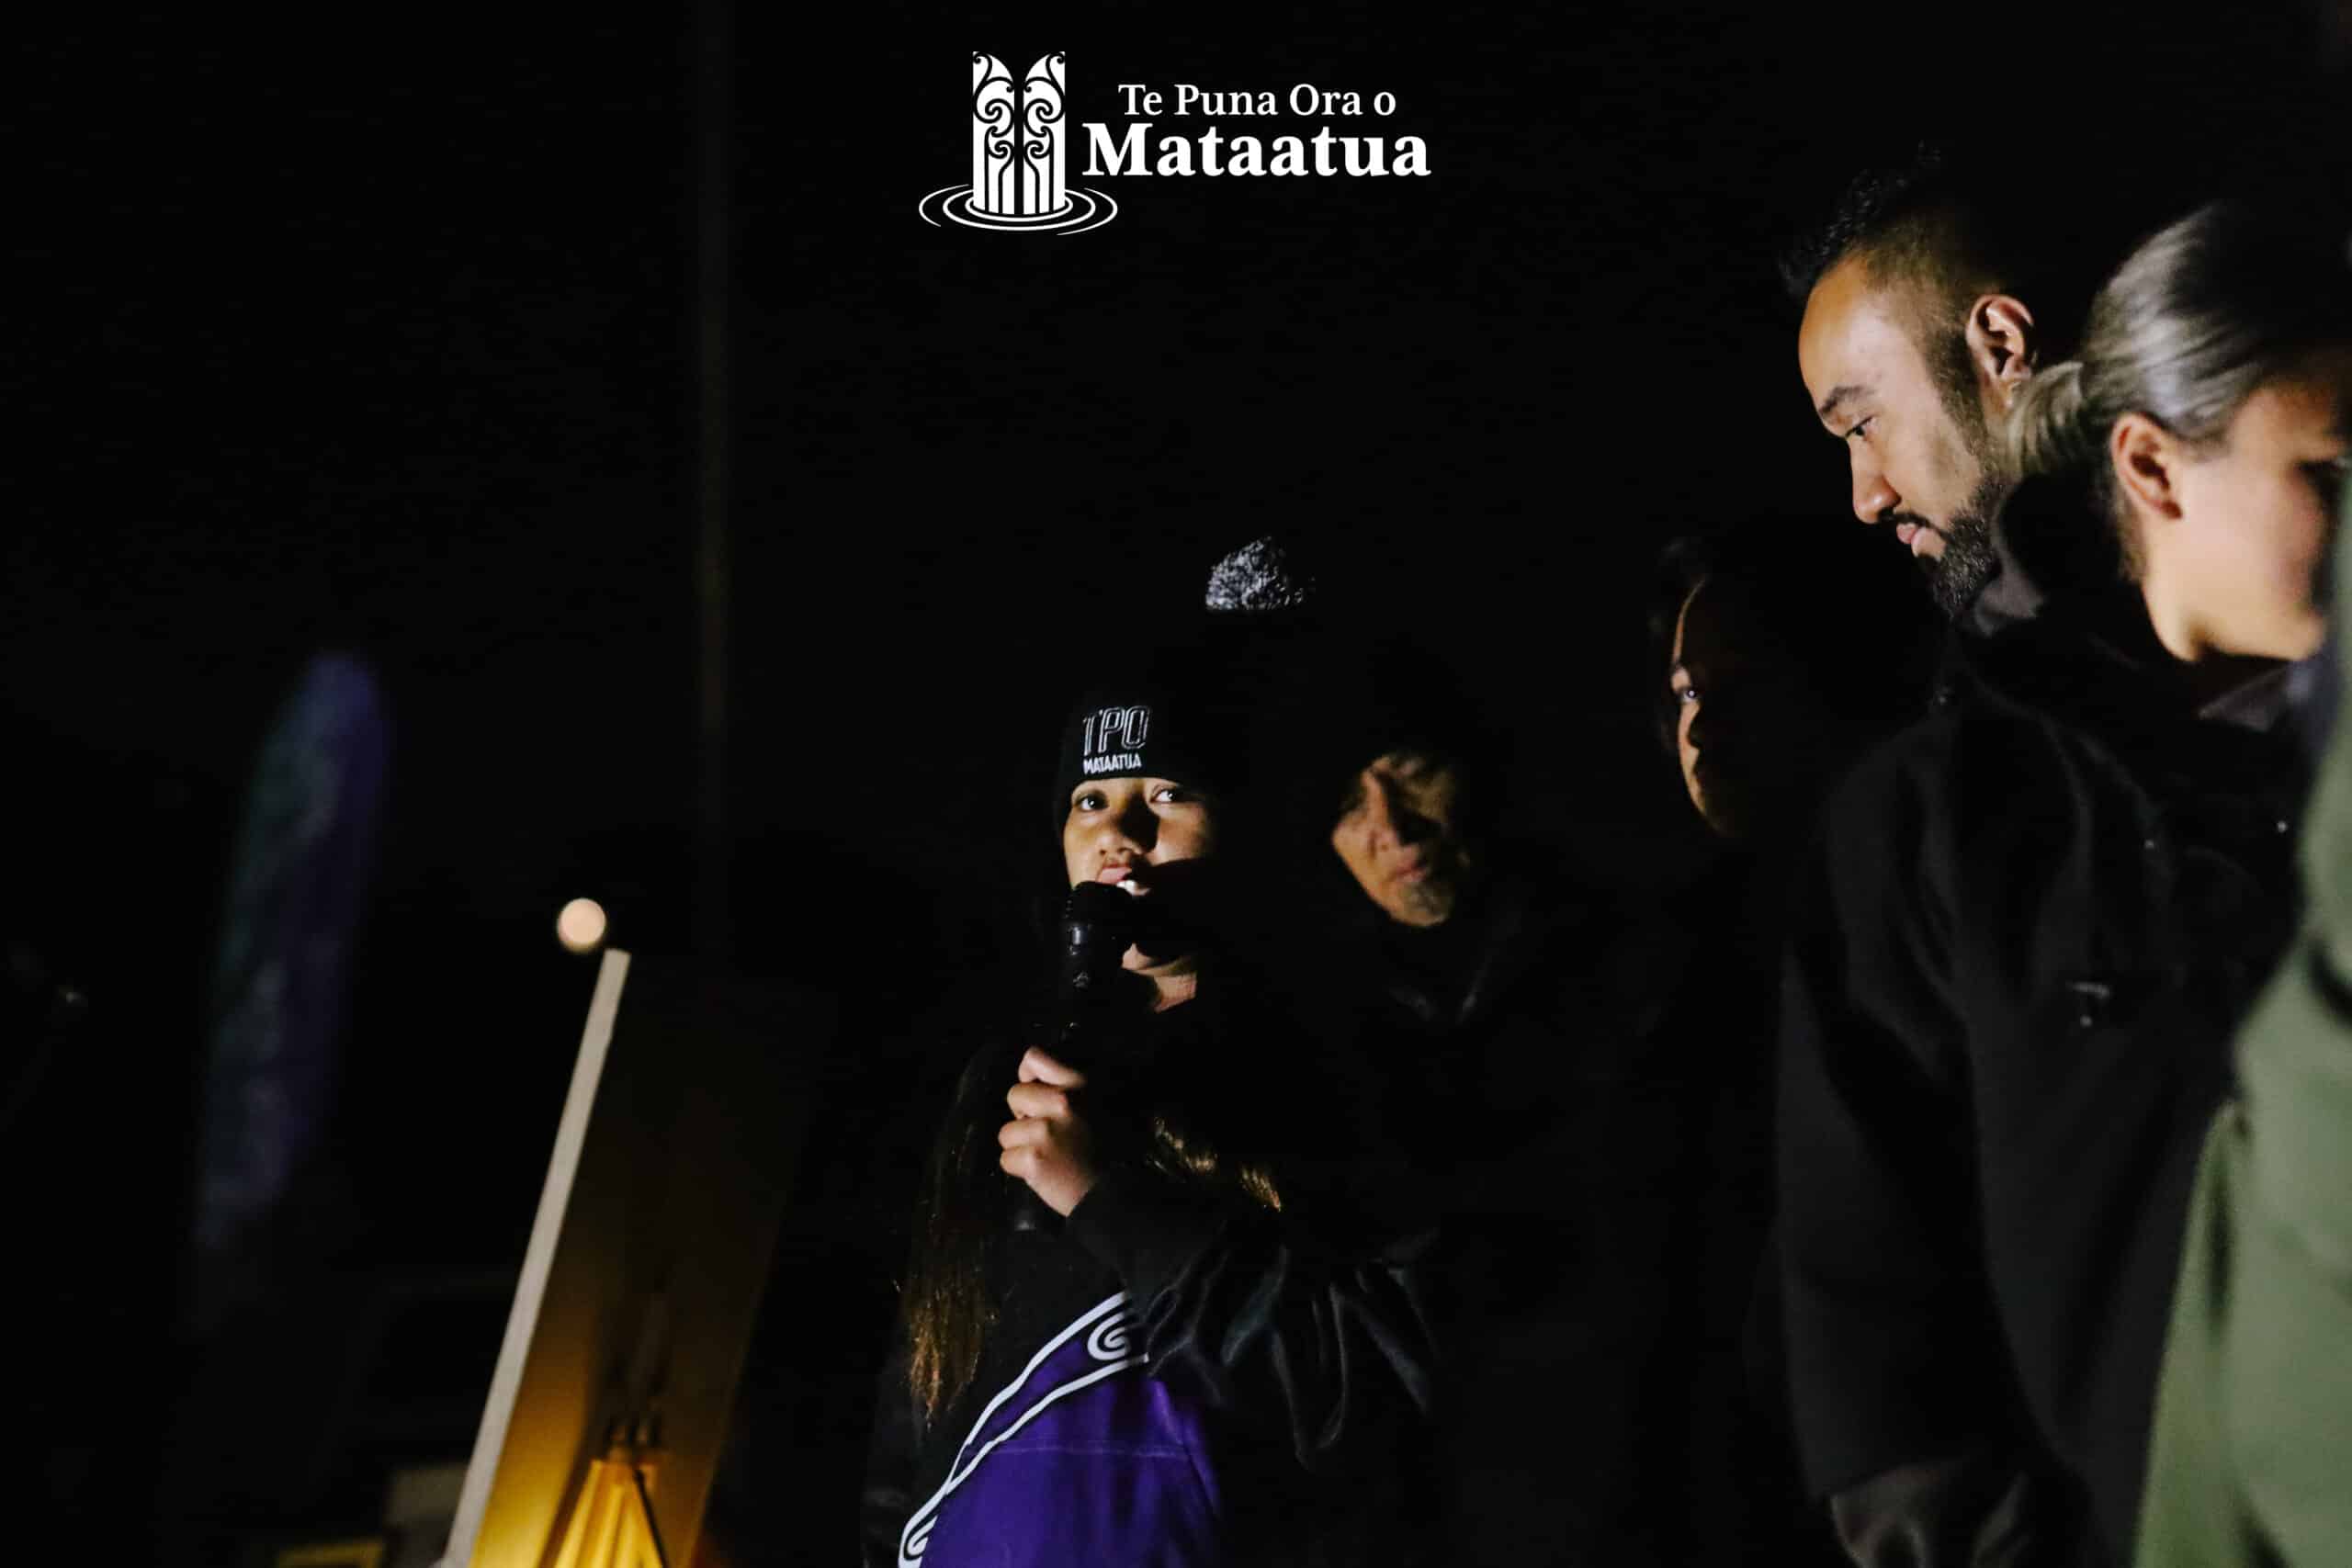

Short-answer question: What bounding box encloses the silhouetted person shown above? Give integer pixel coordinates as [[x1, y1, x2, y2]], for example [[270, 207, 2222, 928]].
[[1649, 518, 1935, 1565]]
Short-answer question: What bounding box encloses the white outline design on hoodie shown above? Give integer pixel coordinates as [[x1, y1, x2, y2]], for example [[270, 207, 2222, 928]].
[[898, 1292, 1144, 1565]]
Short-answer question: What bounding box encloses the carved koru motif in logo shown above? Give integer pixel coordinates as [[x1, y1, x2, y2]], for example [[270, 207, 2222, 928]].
[[920, 51, 1118, 234]]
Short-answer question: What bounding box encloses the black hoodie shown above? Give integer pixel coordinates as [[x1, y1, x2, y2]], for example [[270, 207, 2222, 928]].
[[1778, 584, 2311, 1565]]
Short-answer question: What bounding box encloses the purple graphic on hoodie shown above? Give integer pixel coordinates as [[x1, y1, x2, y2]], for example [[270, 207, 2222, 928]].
[[899, 1293, 1227, 1567]]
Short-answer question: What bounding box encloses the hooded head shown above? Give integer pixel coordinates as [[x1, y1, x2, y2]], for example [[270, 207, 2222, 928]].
[[1312, 639, 1496, 929]]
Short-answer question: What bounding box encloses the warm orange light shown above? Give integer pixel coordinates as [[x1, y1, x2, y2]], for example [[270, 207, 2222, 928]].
[[546, 1454, 666, 1568], [556, 899, 608, 953]]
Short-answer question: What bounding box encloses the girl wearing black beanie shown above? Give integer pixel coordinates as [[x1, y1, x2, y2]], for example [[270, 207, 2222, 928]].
[[863, 653, 1436, 1568]]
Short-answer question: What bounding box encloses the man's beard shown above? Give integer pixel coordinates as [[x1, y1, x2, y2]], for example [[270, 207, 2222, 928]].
[[1912, 380, 2012, 621], [1397, 875, 1457, 925], [1917, 471, 2006, 621]]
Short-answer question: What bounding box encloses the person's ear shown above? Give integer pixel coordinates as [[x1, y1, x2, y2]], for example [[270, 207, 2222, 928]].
[[2110, 412, 2186, 523], [1965, 293, 2039, 412]]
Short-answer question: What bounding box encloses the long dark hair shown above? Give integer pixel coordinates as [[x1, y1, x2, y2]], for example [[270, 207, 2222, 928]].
[[899, 808, 1283, 1427], [900, 1020, 1282, 1425], [900, 1041, 1024, 1427]]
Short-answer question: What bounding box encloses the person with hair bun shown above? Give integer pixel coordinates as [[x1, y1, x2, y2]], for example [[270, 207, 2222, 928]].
[[2003, 201, 2352, 670], [1777, 200, 2349, 1568]]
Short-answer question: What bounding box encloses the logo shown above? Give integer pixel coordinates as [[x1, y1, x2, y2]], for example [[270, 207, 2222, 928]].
[[1081, 705, 1149, 760], [918, 52, 1119, 235]]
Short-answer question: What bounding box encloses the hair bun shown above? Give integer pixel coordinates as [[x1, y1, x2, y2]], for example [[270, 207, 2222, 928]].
[[2006, 360, 2092, 479]]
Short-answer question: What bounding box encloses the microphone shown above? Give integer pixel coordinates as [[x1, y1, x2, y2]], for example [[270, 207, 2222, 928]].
[[1054, 881, 1141, 1068], [1007, 883, 1146, 1233]]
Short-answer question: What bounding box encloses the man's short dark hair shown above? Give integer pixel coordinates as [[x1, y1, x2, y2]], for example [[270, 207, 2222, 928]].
[[1780, 141, 2111, 452], [1781, 142, 1955, 304], [1779, 141, 2093, 364]]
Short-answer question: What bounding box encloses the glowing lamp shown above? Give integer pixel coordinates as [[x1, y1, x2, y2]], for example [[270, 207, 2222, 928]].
[[556, 899, 607, 953]]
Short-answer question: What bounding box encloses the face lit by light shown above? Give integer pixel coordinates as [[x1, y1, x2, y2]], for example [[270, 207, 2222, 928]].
[[2136, 345, 2352, 663], [1799, 254, 2010, 618], [1800, 257, 1989, 547], [1669, 584, 1716, 831], [556, 897, 607, 953], [1330, 750, 1474, 927], [1060, 775, 1216, 970], [1668, 576, 1849, 840]]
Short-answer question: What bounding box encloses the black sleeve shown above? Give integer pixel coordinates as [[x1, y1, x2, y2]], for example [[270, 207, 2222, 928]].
[[1776, 742, 2024, 1499], [1063, 1164, 1438, 1477], [1826, 1451, 2097, 1568], [859, 1336, 921, 1568]]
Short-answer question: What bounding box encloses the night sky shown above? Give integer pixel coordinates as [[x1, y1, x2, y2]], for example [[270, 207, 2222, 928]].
[[10, 1, 2346, 1554]]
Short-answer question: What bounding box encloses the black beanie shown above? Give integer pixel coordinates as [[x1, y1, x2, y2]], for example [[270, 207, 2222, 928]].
[[1049, 674, 1240, 829], [1315, 635, 1488, 784]]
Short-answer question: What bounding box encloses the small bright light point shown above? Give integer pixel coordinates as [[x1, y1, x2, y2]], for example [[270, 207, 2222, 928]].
[[556, 897, 607, 953]]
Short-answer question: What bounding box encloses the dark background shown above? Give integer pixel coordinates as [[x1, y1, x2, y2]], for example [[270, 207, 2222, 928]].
[[8, 2, 2346, 1559]]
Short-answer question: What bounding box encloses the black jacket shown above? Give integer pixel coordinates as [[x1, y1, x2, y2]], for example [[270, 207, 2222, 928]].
[[1648, 850, 1855, 1568], [1778, 596, 2308, 1564], [1303, 865, 1754, 1566]]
